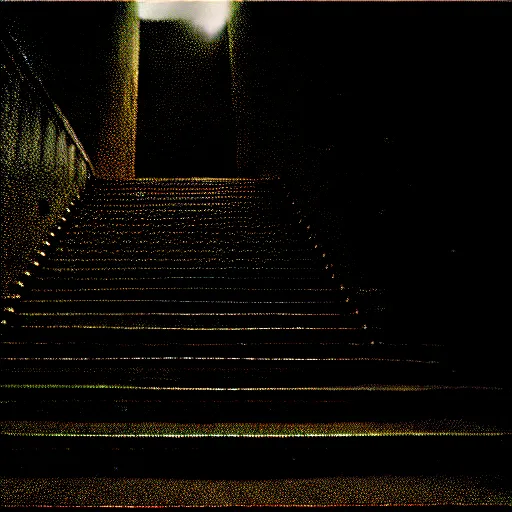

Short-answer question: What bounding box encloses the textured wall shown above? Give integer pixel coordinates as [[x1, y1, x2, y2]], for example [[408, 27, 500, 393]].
[[0, 42, 90, 296], [0, 2, 140, 180], [95, 3, 140, 179]]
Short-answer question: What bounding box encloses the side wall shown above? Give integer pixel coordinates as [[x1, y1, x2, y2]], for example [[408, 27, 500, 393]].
[[95, 3, 140, 179], [0, 2, 140, 179], [1, 2, 141, 296], [0, 40, 90, 297], [227, 2, 510, 373], [227, 4, 302, 178]]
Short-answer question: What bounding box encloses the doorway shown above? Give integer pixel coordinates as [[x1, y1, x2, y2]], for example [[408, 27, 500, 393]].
[[135, 18, 236, 178]]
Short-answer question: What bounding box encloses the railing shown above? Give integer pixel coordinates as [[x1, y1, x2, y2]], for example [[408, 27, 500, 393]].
[[0, 33, 94, 178], [0, 30, 94, 298], [277, 167, 387, 341]]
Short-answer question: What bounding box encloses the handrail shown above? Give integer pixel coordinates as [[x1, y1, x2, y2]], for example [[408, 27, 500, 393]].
[[1, 25, 95, 299], [0, 30, 94, 174]]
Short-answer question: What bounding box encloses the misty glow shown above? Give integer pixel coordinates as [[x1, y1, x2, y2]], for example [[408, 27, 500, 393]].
[[137, 0, 232, 40]]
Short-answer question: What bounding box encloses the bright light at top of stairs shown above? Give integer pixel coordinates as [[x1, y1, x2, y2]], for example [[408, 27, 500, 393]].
[[137, 0, 232, 40]]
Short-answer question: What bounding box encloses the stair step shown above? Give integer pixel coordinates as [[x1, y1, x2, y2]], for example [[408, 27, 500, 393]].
[[3, 419, 506, 438], [60, 233, 305, 243], [1, 384, 506, 423], [65, 228, 292, 235], [1, 357, 447, 386], [7, 324, 376, 341], [73, 216, 289, 224], [16, 320, 365, 334], [72, 215, 291, 224], [41, 262, 323, 272], [22, 287, 347, 301], [77, 203, 282, 210], [2, 475, 510, 507], [94, 177, 266, 182], [0, 339, 443, 360], [17, 299, 348, 314], [37, 267, 326, 278], [46, 256, 319, 264], [86, 196, 276, 203], [1, 421, 509, 479], [68, 222, 287, 230], [51, 247, 319, 256], [75, 209, 287, 216], [17, 309, 364, 328], [28, 277, 337, 291], [56, 240, 312, 250]]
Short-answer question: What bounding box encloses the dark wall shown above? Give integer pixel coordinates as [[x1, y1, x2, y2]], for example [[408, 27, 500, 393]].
[[228, 5, 303, 178], [136, 21, 236, 177], [228, 2, 510, 372], [0, 1, 139, 179]]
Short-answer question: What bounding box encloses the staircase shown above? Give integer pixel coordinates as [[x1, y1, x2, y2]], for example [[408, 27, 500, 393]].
[[1, 178, 510, 508]]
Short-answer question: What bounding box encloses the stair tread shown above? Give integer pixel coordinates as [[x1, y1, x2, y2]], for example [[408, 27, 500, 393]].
[[2, 419, 508, 437], [2, 475, 510, 506]]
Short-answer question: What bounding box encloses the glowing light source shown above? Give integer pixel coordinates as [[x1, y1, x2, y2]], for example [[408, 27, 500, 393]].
[[137, 0, 232, 40]]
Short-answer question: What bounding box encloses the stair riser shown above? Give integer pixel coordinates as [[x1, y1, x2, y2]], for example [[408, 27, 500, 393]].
[[16, 301, 349, 314], [24, 279, 337, 293], [0, 362, 452, 386], [35, 269, 328, 280], [48, 248, 319, 257], [0, 338, 437, 358], [2, 436, 508, 478], [1, 327, 380, 344], [20, 293, 348, 307], [1, 390, 508, 424]]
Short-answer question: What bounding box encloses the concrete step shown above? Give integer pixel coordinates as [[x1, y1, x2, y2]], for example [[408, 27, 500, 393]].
[[1, 383, 507, 423], [1, 420, 509, 479]]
